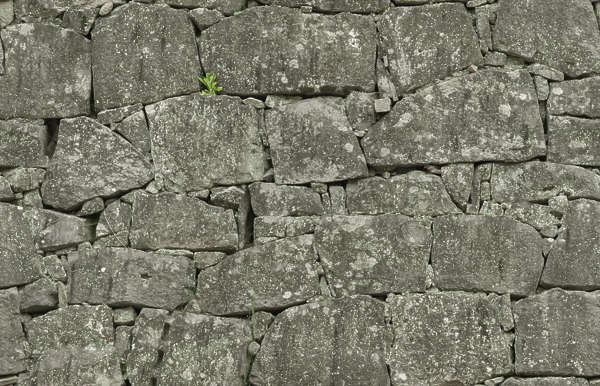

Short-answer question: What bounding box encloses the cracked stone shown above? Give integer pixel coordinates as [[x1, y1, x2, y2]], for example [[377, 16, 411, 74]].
[[548, 77, 600, 118], [0, 287, 27, 376], [24, 208, 95, 252], [249, 182, 324, 217], [0, 119, 48, 169]]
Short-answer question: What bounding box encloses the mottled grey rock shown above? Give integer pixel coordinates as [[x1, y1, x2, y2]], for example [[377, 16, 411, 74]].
[[61, 7, 97, 35], [24, 208, 95, 251], [157, 312, 253, 386], [0, 288, 27, 376], [503, 377, 589, 386], [19, 277, 58, 313], [112, 111, 151, 155], [387, 292, 512, 386], [547, 116, 600, 166], [344, 92, 377, 132], [0, 0, 13, 28], [548, 77, 600, 118], [92, 2, 200, 111], [493, 0, 600, 77], [362, 69, 545, 168], [254, 216, 320, 239], [432, 215, 543, 296], [266, 98, 368, 184], [0, 24, 91, 119], [346, 172, 460, 216], [251, 296, 390, 386], [514, 289, 600, 376], [491, 161, 600, 202], [0, 120, 48, 168], [504, 202, 561, 231], [69, 247, 195, 310], [441, 163, 474, 210], [188, 7, 223, 30], [199, 6, 376, 95], [189, 235, 320, 315], [256, 0, 388, 13], [130, 192, 238, 251], [249, 182, 324, 217], [3, 168, 45, 193], [96, 103, 143, 125], [378, 3, 482, 94], [315, 215, 431, 296], [96, 199, 131, 239]]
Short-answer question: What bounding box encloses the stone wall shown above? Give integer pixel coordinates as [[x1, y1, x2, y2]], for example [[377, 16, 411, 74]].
[[1, 0, 600, 385]]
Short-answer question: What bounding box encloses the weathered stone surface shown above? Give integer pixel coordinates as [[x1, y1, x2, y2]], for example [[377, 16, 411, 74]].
[[346, 172, 460, 216], [378, 3, 482, 94], [249, 182, 324, 217], [362, 69, 545, 168], [130, 192, 238, 251], [112, 110, 151, 156], [157, 312, 253, 386], [493, 0, 600, 77], [69, 247, 195, 310], [189, 235, 320, 315], [491, 161, 600, 202], [514, 289, 600, 376], [256, 0, 389, 13], [92, 2, 200, 111], [548, 77, 600, 118], [441, 163, 474, 209], [188, 7, 223, 30], [41, 117, 153, 211], [165, 0, 244, 14], [315, 215, 431, 296], [19, 277, 58, 313], [0, 24, 91, 119], [504, 202, 561, 231], [0, 288, 27, 376], [547, 116, 600, 166], [432, 215, 543, 296], [4, 168, 45, 193], [146, 94, 264, 191], [387, 292, 512, 386], [265, 98, 368, 184], [24, 208, 95, 251], [251, 296, 390, 386], [0, 120, 48, 168], [503, 378, 589, 386], [199, 6, 376, 95]]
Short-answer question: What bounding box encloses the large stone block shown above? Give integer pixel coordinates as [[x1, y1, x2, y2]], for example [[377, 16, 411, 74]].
[[548, 116, 600, 166], [199, 6, 376, 95], [256, 0, 389, 13], [362, 69, 545, 168], [548, 77, 600, 118], [145, 94, 264, 191], [0, 120, 48, 168], [92, 2, 201, 111], [0, 288, 27, 376], [249, 182, 324, 217]]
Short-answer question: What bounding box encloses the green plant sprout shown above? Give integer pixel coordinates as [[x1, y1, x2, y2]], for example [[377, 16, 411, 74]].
[[199, 72, 223, 95]]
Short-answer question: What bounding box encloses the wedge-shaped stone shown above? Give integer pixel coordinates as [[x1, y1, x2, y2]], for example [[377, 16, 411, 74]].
[[503, 377, 589, 386], [494, 0, 600, 77], [346, 172, 460, 216], [432, 215, 543, 296], [256, 0, 389, 13], [130, 192, 238, 251], [0, 288, 27, 376], [362, 69, 545, 168], [69, 247, 195, 310], [189, 235, 320, 315], [24, 209, 95, 251], [548, 116, 600, 166], [266, 98, 368, 184], [0, 24, 91, 119], [378, 3, 482, 94], [251, 296, 390, 386], [157, 312, 253, 386], [0, 120, 48, 168], [387, 292, 512, 386], [514, 289, 600, 376], [249, 183, 324, 217], [92, 2, 201, 111], [491, 161, 600, 202], [315, 215, 431, 296], [199, 6, 376, 95], [548, 77, 600, 118], [146, 94, 264, 191], [40, 117, 153, 211]]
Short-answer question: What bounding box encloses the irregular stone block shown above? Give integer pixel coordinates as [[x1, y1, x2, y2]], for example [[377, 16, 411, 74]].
[[251, 296, 390, 386], [256, 0, 389, 13], [441, 163, 474, 209], [112, 111, 151, 155], [249, 182, 324, 217], [378, 3, 482, 94], [165, 0, 244, 14], [432, 215, 544, 296], [493, 0, 600, 77], [19, 277, 58, 313], [503, 377, 589, 386], [69, 247, 195, 310], [504, 202, 561, 231], [0, 120, 48, 169], [0, 288, 27, 376], [24, 208, 95, 251], [146, 94, 264, 191], [547, 116, 600, 166], [387, 292, 512, 386], [315, 215, 432, 296], [157, 312, 253, 386], [92, 2, 200, 111], [0, 24, 91, 119], [548, 77, 600, 118], [362, 69, 545, 168], [189, 235, 320, 315], [130, 192, 238, 251], [514, 289, 600, 376], [199, 6, 376, 95], [265, 98, 368, 184]]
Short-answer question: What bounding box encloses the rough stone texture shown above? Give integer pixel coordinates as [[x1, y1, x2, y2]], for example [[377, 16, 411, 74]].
[[92, 2, 201, 111], [146, 94, 264, 191], [346, 172, 460, 216], [362, 69, 545, 168], [40, 117, 153, 211], [256, 0, 389, 13], [0, 120, 48, 168], [514, 289, 600, 376], [432, 215, 544, 296], [24, 208, 95, 251], [189, 235, 320, 315], [0, 23, 91, 119], [503, 378, 589, 386], [130, 191, 238, 251], [493, 0, 600, 77], [315, 215, 432, 296], [0, 287, 27, 376], [199, 6, 376, 95], [548, 77, 600, 118], [69, 247, 195, 310], [251, 296, 390, 386], [249, 182, 324, 217], [265, 98, 368, 184], [387, 292, 512, 386], [378, 3, 482, 94], [547, 116, 600, 166], [441, 163, 475, 209]]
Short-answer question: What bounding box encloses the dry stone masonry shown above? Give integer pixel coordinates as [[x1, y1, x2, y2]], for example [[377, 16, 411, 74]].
[[1, 0, 600, 385]]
